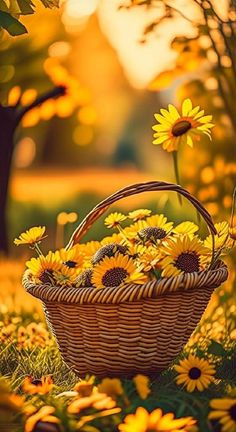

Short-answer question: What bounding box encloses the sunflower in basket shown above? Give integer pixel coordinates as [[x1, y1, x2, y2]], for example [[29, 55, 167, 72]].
[[91, 253, 148, 289], [159, 235, 210, 278], [16, 177, 236, 292], [124, 213, 173, 245]]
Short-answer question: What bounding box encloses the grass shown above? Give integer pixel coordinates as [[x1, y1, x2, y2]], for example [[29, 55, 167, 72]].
[[0, 257, 235, 431]]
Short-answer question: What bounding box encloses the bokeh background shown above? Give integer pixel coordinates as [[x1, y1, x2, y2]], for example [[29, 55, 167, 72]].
[[0, 3, 236, 430]]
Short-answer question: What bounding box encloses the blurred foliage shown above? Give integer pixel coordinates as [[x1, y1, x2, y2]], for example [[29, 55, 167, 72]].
[[118, 0, 236, 222], [0, 0, 59, 36]]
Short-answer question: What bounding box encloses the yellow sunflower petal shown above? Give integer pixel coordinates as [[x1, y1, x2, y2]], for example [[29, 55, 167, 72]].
[[210, 399, 236, 410], [153, 135, 169, 145], [154, 113, 172, 126], [182, 98, 192, 116], [198, 115, 213, 123], [168, 104, 180, 120]]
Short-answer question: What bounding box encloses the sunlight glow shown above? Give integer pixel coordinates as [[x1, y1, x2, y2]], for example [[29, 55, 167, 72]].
[[98, 0, 197, 89], [62, 0, 99, 33], [13, 138, 36, 168], [48, 41, 71, 58], [65, 0, 98, 18]]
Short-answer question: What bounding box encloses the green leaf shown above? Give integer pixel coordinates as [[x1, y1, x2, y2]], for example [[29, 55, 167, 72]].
[[0, 11, 27, 35], [0, 0, 9, 12], [208, 340, 227, 357], [8, 0, 21, 14], [16, 0, 35, 14], [39, 0, 59, 8]]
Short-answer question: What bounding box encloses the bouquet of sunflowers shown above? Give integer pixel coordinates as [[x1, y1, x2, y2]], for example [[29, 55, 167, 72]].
[[14, 213, 235, 290]]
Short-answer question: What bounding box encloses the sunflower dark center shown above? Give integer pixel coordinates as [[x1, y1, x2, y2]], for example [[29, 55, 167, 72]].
[[138, 227, 167, 242], [175, 252, 200, 273], [102, 267, 128, 287], [39, 270, 54, 284], [76, 269, 93, 287], [229, 404, 236, 421], [64, 260, 76, 268], [210, 420, 221, 432], [31, 379, 42, 386], [188, 367, 201, 380], [92, 243, 127, 265], [172, 120, 192, 137], [34, 421, 60, 432]]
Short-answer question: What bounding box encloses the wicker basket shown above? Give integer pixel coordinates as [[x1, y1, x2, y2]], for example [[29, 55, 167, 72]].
[[23, 181, 228, 378]]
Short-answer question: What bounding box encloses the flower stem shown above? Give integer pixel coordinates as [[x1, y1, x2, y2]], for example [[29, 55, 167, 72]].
[[33, 243, 43, 256], [117, 225, 132, 246], [230, 187, 236, 228], [172, 151, 182, 205]]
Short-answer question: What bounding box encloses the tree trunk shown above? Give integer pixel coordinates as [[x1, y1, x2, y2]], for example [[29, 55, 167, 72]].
[[0, 85, 65, 254], [0, 106, 16, 254]]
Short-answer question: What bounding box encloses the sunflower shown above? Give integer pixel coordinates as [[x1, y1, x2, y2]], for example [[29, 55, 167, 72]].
[[79, 241, 101, 262], [127, 244, 147, 259], [67, 392, 116, 414], [24, 406, 60, 432], [74, 377, 95, 397], [91, 243, 128, 265], [160, 235, 209, 278], [14, 226, 47, 246], [209, 397, 236, 432], [105, 212, 127, 229], [118, 406, 196, 432], [125, 214, 173, 243], [101, 233, 124, 245], [229, 226, 236, 241], [174, 355, 215, 392], [26, 251, 62, 284], [204, 221, 234, 253], [91, 253, 147, 289], [53, 265, 77, 287], [22, 376, 53, 395], [173, 221, 199, 237], [133, 375, 151, 400], [76, 268, 94, 287], [137, 247, 161, 273], [128, 209, 152, 221], [152, 98, 214, 152], [55, 246, 84, 269], [98, 378, 123, 400], [0, 378, 24, 419]]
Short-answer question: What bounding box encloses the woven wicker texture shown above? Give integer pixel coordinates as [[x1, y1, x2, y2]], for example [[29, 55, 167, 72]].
[[23, 181, 228, 377]]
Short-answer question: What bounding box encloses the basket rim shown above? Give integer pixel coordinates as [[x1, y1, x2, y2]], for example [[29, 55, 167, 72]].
[[22, 261, 228, 305]]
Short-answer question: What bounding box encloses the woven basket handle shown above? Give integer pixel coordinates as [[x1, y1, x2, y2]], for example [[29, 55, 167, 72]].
[[66, 181, 217, 251]]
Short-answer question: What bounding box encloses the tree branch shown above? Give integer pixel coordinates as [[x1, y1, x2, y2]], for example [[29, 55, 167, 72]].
[[15, 85, 66, 125]]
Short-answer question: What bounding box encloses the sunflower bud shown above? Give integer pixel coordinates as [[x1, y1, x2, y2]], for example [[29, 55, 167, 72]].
[[76, 269, 94, 288], [91, 243, 127, 265], [138, 227, 167, 243]]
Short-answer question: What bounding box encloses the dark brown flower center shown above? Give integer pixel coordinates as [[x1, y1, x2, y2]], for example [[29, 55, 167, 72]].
[[229, 403, 236, 421], [39, 270, 54, 284], [31, 379, 42, 386], [92, 243, 127, 265], [64, 260, 76, 268], [34, 421, 60, 432], [76, 269, 93, 287], [210, 420, 221, 432], [175, 252, 200, 273], [188, 367, 201, 380], [172, 120, 192, 137], [102, 267, 128, 287], [138, 227, 167, 242]]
